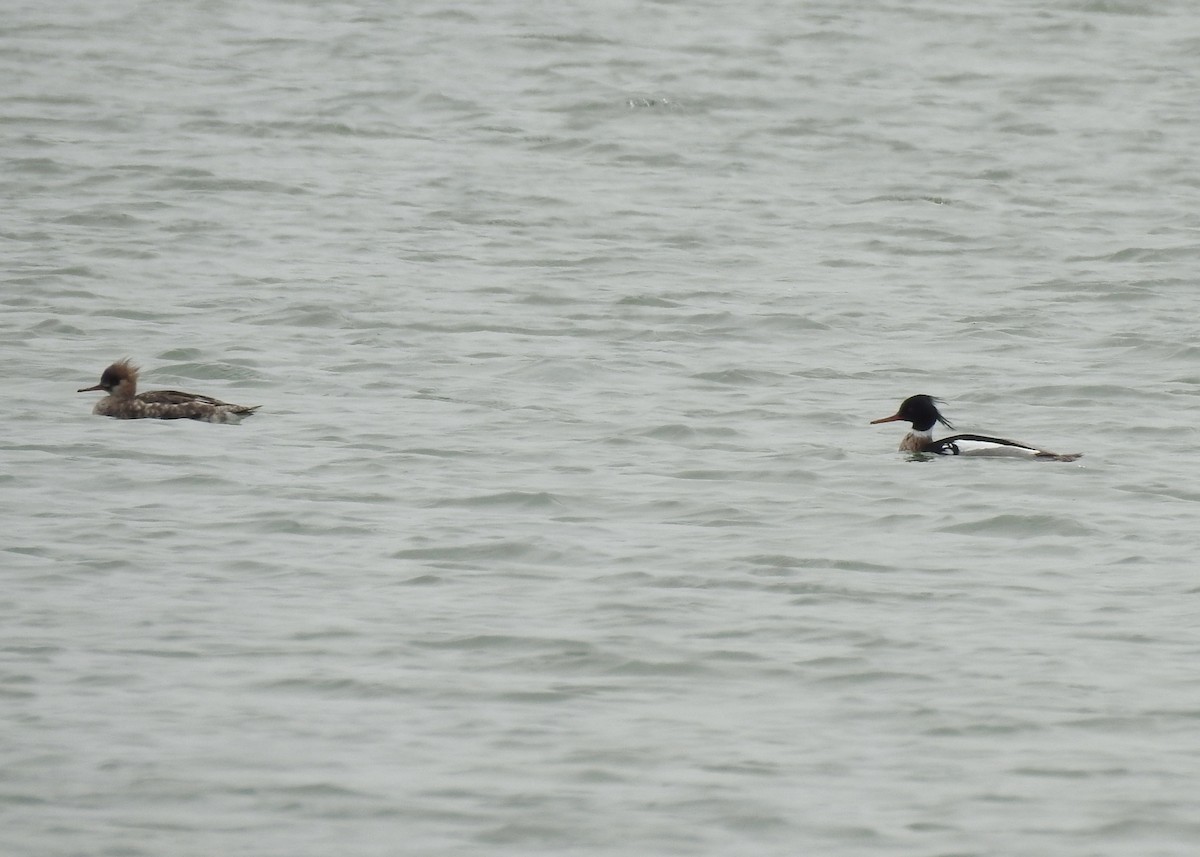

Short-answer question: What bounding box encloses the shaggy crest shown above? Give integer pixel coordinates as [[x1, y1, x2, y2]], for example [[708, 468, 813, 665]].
[[100, 359, 139, 392]]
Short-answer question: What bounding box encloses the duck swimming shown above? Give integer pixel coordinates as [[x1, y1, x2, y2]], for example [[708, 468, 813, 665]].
[[871, 395, 1080, 461], [78, 359, 260, 424]]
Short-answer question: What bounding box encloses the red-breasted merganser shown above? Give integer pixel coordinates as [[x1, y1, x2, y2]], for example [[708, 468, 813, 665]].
[[78, 359, 260, 423], [870, 395, 1081, 461]]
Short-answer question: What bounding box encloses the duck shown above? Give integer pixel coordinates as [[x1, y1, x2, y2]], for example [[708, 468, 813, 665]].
[[871, 394, 1080, 461], [78, 359, 260, 423]]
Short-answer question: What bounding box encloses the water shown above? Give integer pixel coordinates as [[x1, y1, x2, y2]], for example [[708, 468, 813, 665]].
[[5, 1, 1200, 854]]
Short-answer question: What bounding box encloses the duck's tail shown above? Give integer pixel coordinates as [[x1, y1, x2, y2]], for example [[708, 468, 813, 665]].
[[1035, 450, 1083, 462]]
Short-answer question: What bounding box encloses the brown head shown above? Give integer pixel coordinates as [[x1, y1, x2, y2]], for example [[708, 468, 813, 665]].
[[78, 359, 140, 398]]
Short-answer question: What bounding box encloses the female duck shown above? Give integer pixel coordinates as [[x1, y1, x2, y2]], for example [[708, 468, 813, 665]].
[[78, 360, 260, 423]]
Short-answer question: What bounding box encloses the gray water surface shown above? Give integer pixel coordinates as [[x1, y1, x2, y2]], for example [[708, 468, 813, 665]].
[[5, 1, 1200, 854]]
